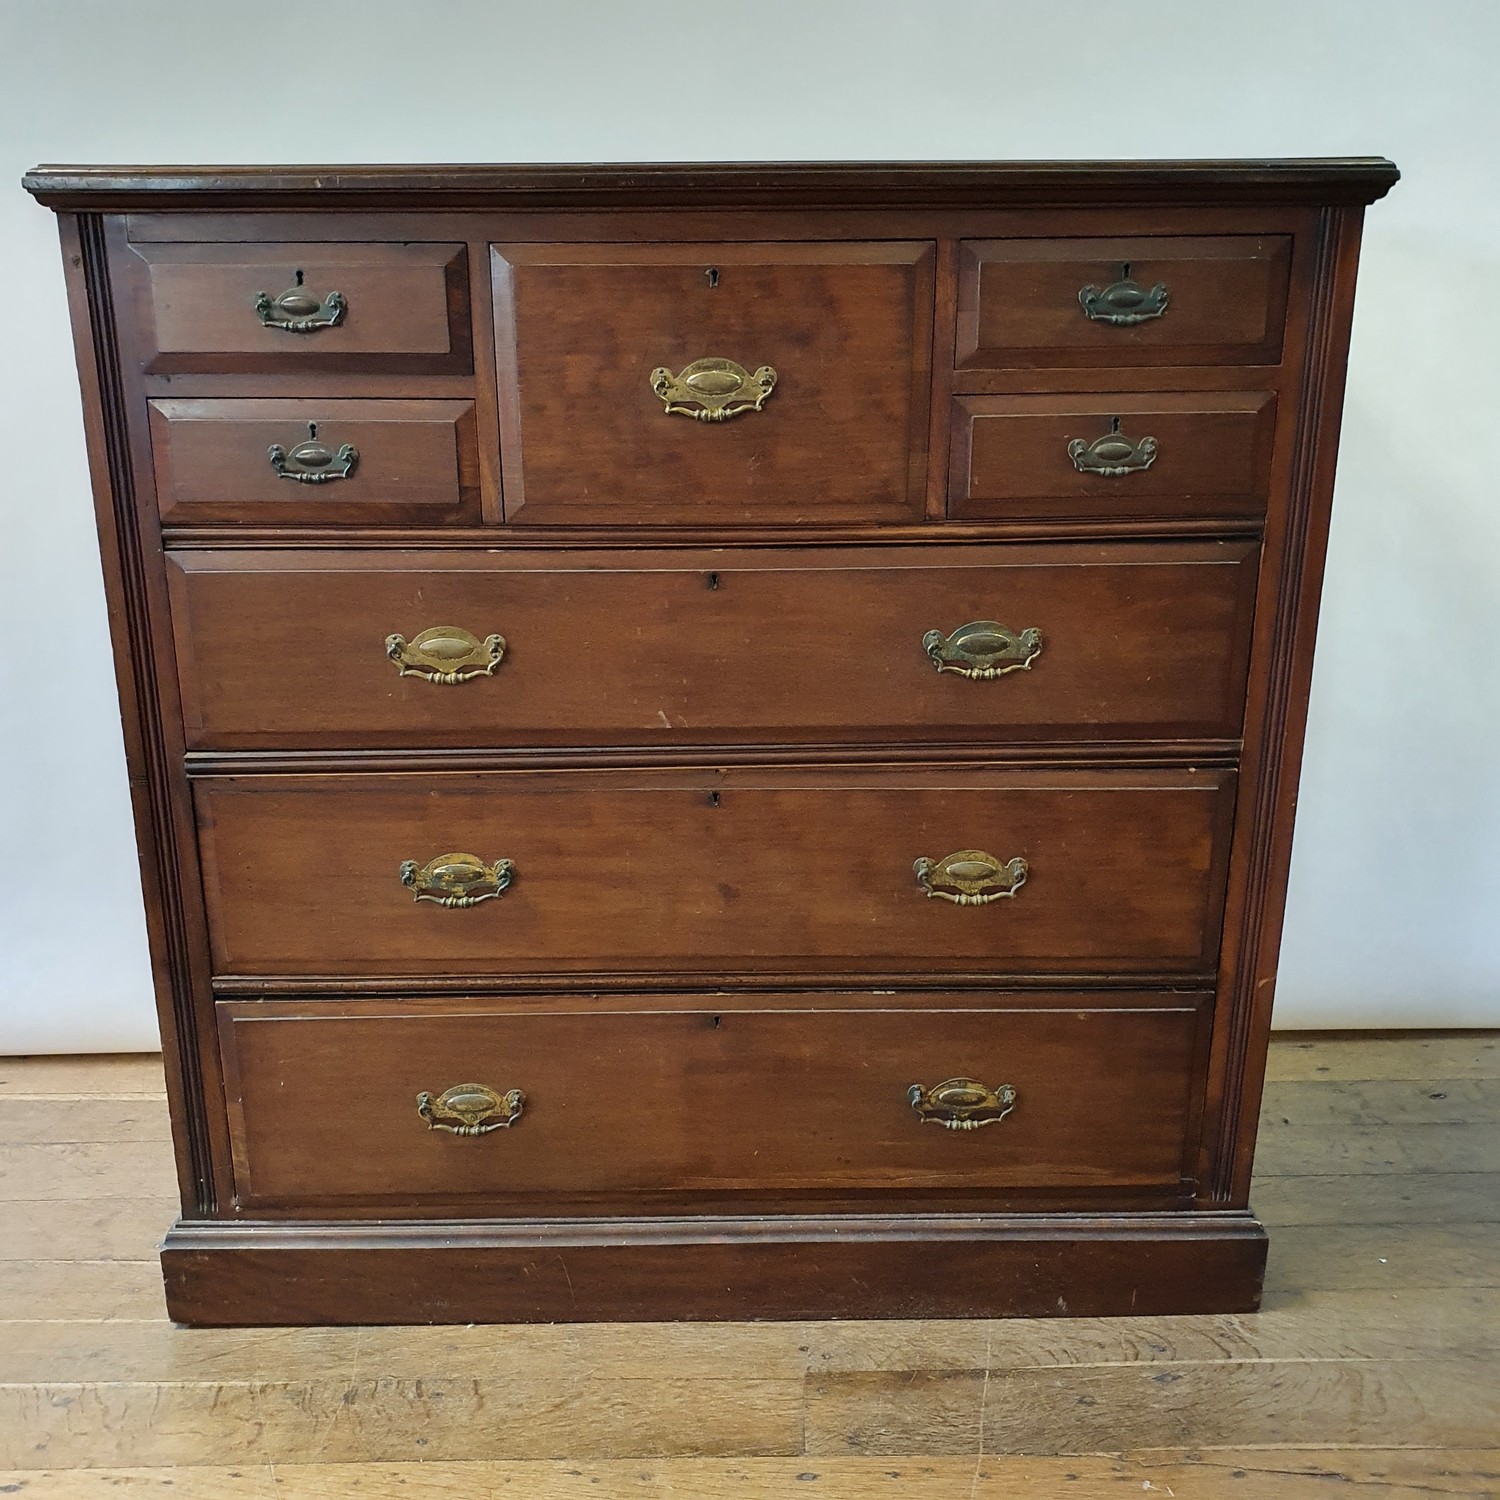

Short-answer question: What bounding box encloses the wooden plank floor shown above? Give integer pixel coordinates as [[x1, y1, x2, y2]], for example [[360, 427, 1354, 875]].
[[0, 1034, 1496, 1497]]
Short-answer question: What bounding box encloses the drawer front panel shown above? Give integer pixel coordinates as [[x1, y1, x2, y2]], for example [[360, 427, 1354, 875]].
[[127, 240, 473, 374], [493, 242, 933, 524], [194, 767, 1235, 977], [218, 996, 1206, 1209], [167, 542, 1259, 750], [150, 399, 480, 525], [949, 393, 1276, 521], [956, 236, 1292, 369]]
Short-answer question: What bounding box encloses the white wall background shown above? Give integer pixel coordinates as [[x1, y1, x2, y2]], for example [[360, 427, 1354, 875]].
[[1, 0, 1496, 1051]]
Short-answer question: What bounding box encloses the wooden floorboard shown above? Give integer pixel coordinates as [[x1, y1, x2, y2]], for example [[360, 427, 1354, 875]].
[[2, 1452, 1499, 1498], [0, 1035, 1495, 1490]]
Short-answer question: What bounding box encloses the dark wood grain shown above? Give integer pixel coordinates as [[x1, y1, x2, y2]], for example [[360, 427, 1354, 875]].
[[22, 157, 1399, 211], [493, 242, 932, 524], [955, 235, 1292, 369], [27, 159, 1391, 1324], [215, 996, 1205, 1210], [123, 239, 472, 375], [165, 541, 1259, 749], [148, 398, 481, 525], [159, 1210, 1267, 1323], [191, 766, 1236, 978], [949, 391, 1276, 521]]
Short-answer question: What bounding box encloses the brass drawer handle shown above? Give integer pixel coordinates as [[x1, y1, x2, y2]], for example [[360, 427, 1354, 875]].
[[914, 849, 1028, 904], [1067, 416, 1157, 476], [924, 621, 1042, 679], [268, 434, 358, 484], [909, 1077, 1017, 1131], [387, 627, 507, 684], [417, 1083, 525, 1136], [400, 852, 515, 908], [1078, 263, 1169, 325], [254, 275, 347, 332], [651, 357, 777, 422]]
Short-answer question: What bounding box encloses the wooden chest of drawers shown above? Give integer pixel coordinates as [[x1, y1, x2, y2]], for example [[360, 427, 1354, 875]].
[[26, 158, 1397, 1324]]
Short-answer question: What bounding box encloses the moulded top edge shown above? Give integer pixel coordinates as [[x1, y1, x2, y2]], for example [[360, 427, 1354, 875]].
[[22, 157, 1401, 212]]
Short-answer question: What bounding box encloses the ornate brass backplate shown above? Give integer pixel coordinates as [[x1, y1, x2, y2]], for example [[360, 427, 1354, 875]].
[[267, 439, 358, 483], [908, 1078, 1018, 1130], [399, 852, 515, 908], [416, 1083, 526, 1136], [923, 621, 1043, 679], [386, 627, 507, 684], [1077, 265, 1170, 325], [254, 282, 347, 332], [650, 358, 777, 422], [913, 849, 1029, 905], [1067, 415, 1158, 476]]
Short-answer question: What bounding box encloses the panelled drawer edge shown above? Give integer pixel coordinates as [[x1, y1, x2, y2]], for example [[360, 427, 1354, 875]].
[[216, 994, 1210, 1211]]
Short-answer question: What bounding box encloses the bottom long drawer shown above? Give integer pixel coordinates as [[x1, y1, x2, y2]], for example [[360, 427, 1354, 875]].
[[217, 994, 1208, 1212]]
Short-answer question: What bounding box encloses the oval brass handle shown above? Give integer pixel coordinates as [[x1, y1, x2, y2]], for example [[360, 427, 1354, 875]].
[[417, 1083, 525, 1136], [268, 439, 358, 484], [387, 628, 507, 684], [924, 621, 1042, 679], [909, 1078, 1017, 1131], [254, 280, 347, 332], [914, 850, 1028, 905], [1078, 263, 1169, 325], [1067, 416, 1157, 476], [651, 357, 777, 422], [400, 853, 515, 908]]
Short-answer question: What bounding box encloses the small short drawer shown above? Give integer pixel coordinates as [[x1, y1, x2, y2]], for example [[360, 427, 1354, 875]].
[[127, 240, 472, 375], [166, 541, 1259, 749], [956, 236, 1292, 369], [149, 398, 480, 525], [193, 766, 1235, 980], [493, 241, 933, 524], [949, 392, 1276, 522], [216, 995, 1207, 1210]]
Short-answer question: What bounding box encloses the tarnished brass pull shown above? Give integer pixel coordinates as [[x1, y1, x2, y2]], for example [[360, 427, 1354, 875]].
[[268, 436, 358, 484], [1078, 263, 1169, 325], [924, 621, 1042, 679], [1067, 416, 1158, 476], [909, 1078, 1017, 1131], [400, 853, 515, 908], [651, 358, 777, 421], [914, 850, 1028, 905], [417, 1083, 525, 1136], [254, 276, 346, 332], [387, 627, 506, 684]]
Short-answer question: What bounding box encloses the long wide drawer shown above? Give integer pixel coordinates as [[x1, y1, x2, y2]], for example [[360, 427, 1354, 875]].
[[194, 766, 1236, 978], [217, 994, 1208, 1210], [166, 542, 1259, 750]]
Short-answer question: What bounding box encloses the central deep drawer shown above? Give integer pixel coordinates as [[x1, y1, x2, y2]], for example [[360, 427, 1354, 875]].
[[216, 995, 1208, 1210], [193, 766, 1236, 978], [166, 542, 1259, 749]]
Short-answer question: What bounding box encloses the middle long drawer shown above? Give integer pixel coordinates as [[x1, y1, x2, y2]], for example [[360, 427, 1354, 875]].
[[194, 765, 1235, 977], [166, 542, 1259, 751]]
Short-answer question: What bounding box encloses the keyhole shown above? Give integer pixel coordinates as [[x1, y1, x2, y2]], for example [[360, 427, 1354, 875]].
[[708, 790, 721, 807], [706, 571, 720, 591], [1108, 415, 1121, 434], [1120, 262, 1131, 280], [294, 268, 305, 286], [711, 1015, 722, 1029], [705, 266, 720, 288], [308, 421, 318, 439]]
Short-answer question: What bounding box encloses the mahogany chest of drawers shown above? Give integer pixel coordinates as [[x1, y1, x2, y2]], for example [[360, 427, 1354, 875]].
[[25, 159, 1398, 1324]]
